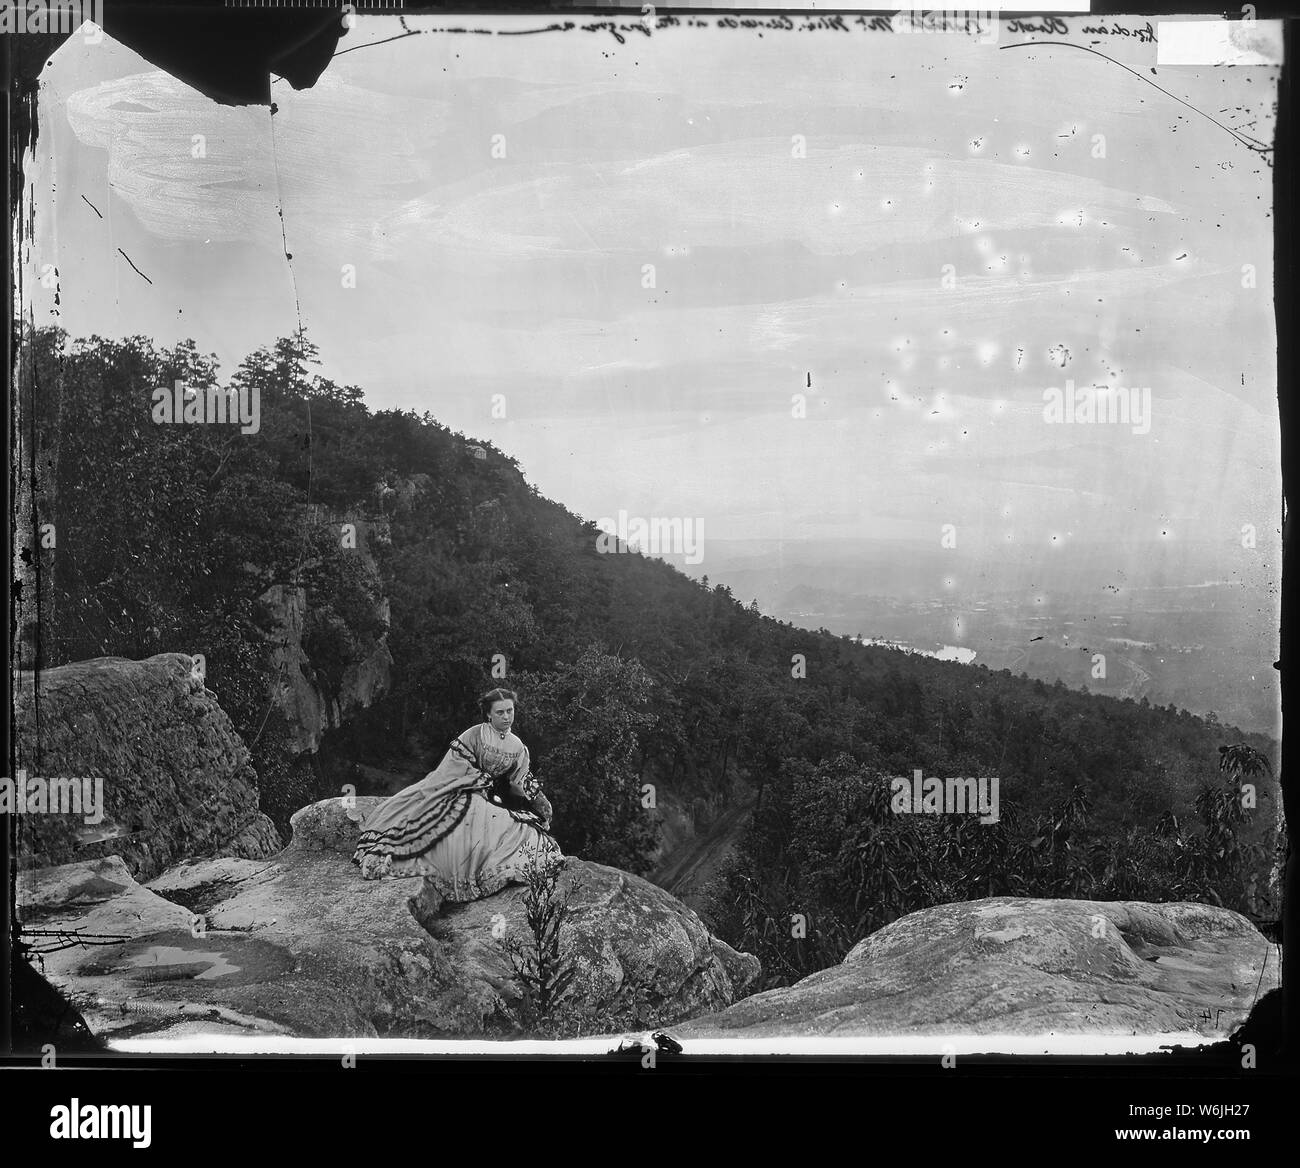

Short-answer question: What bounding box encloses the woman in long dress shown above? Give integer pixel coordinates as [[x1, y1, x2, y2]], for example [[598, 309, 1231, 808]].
[[352, 688, 561, 901]]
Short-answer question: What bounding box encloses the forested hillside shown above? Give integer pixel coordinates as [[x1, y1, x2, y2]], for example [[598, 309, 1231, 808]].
[[26, 326, 1281, 983]]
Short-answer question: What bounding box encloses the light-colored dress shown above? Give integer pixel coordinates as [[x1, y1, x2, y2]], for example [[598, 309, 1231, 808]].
[[351, 723, 561, 901]]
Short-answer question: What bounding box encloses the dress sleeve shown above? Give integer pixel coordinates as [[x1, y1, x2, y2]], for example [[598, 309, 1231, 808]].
[[507, 745, 552, 824], [421, 725, 488, 788], [456, 724, 483, 753], [444, 725, 488, 776], [508, 744, 541, 799]]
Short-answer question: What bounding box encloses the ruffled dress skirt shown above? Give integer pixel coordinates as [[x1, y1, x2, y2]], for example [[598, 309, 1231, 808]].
[[353, 783, 562, 902]]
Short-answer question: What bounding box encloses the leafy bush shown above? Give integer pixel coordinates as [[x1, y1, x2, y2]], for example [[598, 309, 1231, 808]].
[[707, 748, 1274, 990]]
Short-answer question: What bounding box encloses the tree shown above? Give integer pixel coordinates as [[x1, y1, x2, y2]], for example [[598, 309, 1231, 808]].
[[517, 646, 657, 871]]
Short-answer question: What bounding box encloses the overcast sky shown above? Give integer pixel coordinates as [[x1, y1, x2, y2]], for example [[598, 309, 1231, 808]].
[[22, 15, 1280, 593]]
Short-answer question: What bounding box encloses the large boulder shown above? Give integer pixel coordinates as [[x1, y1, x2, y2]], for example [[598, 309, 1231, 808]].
[[16, 798, 760, 1041], [680, 896, 1280, 1040], [13, 653, 281, 882]]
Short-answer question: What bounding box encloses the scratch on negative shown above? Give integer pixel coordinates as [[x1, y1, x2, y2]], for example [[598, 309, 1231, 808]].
[[1000, 40, 1273, 159], [117, 247, 152, 284]]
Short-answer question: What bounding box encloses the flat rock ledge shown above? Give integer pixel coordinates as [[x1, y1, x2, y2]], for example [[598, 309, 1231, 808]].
[[18, 797, 760, 1041]]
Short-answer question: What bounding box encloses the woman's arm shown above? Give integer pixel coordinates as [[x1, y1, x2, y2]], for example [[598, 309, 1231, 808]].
[[507, 747, 552, 826]]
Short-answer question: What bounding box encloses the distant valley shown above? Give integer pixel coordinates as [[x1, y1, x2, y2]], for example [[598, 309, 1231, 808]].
[[664, 537, 1281, 739]]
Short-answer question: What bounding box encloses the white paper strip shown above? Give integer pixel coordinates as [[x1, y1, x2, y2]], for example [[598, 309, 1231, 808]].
[[1157, 19, 1283, 66]]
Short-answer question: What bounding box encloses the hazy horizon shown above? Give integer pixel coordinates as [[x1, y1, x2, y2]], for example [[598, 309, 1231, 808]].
[[20, 12, 1281, 735]]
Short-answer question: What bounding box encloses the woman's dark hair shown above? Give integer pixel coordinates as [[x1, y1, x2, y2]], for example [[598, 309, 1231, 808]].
[[478, 687, 519, 721]]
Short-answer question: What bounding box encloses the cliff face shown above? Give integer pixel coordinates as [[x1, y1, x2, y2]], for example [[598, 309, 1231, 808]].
[[262, 510, 394, 756], [13, 653, 281, 883]]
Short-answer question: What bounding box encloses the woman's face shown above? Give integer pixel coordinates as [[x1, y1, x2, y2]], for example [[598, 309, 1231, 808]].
[[488, 699, 515, 734]]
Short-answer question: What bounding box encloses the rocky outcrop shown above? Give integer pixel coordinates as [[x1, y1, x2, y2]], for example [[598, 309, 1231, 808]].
[[680, 896, 1280, 1040], [16, 798, 761, 1042], [261, 511, 393, 755], [13, 653, 281, 883]]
